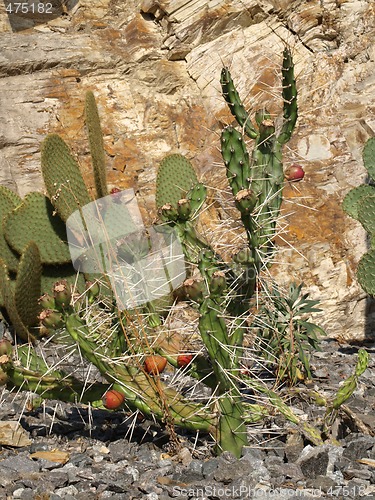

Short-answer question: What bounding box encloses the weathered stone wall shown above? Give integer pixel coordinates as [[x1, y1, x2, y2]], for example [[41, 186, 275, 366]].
[[0, 0, 374, 341]]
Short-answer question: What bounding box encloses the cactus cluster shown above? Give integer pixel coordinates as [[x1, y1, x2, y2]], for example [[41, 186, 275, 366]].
[[220, 47, 297, 269], [0, 91, 108, 340], [0, 186, 77, 341], [343, 137, 375, 295], [1, 54, 366, 460]]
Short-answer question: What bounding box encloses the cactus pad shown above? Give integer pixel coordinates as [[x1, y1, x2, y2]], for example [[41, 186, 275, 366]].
[[156, 154, 199, 210], [357, 194, 375, 234], [14, 241, 41, 327], [342, 185, 374, 220], [0, 186, 22, 272], [4, 192, 71, 265], [0, 259, 35, 342], [85, 91, 108, 199], [41, 134, 92, 222], [186, 182, 207, 216], [363, 137, 375, 180], [357, 249, 375, 296], [41, 264, 86, 296]]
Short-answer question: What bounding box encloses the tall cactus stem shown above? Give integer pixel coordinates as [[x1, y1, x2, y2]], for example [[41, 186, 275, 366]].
[[220, 67, 258, 139], [85, 91, 108, 199]]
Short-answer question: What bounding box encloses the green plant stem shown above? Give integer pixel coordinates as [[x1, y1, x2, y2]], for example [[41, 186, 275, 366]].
[[65, 314, 216, 433]]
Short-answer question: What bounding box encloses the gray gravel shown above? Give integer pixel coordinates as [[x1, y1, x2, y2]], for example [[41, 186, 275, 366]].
[[1, 338, 375, 499]]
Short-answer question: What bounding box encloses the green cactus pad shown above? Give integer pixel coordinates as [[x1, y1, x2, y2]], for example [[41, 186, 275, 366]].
[[41, 134, 92, 222], [156, 154, 199, 210], [0, 259, 35, 342], [363, 137, 375, 181], [187, 182, 207, 216], [0, 186, 22, 272], [342, 185, 374, 220], [4, 192, 71, 265], [357, 248, 375, 296], [85, 91, 108, 199], [0, 185, 22, 207], [357, 194, 375, 234], [15, 241, 41, 327]]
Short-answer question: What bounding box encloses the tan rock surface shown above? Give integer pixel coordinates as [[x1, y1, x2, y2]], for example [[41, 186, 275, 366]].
[[0, 0, 374, 341]]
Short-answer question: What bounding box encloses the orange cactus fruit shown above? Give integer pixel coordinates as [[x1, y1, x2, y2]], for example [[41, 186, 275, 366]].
[[144, 355, 167, 375], [177, 354, 193, 368], [102, 389, 125, 409]]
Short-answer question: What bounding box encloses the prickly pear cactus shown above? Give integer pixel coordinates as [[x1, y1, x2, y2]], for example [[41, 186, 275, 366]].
[[41, 134, 92, 222], [0, 241, 42, 343], [1, 49, 353, 462], [4, 192, 71, 265], [0, 186, 22, 273], [14, 241, 41, 328], [343, 137, 375, 296], [156, 154, 199, 210]]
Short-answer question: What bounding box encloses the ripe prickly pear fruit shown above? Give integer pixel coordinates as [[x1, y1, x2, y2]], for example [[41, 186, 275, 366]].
[[177, 354, 193, 367], [144, 355, 167, 375], [0, 339, 12, 356], [53, 280, 72, 309], [102, 389, 125, 409], [284, 164, 305, 182]]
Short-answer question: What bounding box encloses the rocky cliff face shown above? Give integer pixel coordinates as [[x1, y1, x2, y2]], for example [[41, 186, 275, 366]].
[[0, 0, 374, 341]]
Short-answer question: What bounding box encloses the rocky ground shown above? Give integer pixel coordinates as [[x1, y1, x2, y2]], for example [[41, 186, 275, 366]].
[[0, 337, 375, 499]]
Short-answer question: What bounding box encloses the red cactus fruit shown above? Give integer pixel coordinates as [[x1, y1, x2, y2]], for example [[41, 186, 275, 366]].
[[177, 354, 193, 368], [284, 164, 305, 182], [110, 187, 122, 203], [102, 389, 125, 409], [144, 355, 167, 375]]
